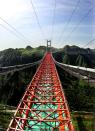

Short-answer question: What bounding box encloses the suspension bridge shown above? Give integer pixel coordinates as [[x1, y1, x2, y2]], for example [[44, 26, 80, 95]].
[[0, 42, 94, 130], [6, 46, 74, 131], [0, 1, 94, 130]]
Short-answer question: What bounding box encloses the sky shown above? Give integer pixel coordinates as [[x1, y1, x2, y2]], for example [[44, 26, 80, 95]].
[[0, 0, 95, 50]]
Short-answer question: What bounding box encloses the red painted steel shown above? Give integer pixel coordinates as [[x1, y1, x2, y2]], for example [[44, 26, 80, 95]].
[[7, 52, 74, 131]]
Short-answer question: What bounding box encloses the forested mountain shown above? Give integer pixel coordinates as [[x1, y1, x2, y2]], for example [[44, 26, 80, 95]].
[[0, 46, 45, 67], [0, 45, 95, 130], [0, 45, 95, 68], [53, 45, 95, 68]]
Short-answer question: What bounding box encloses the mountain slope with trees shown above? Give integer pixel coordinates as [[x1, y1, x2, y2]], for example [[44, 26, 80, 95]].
[[0, 45, 95, 130], [53, 45, 95, 68], [0, 46, 45, 67], [0, 45, 95, 68]]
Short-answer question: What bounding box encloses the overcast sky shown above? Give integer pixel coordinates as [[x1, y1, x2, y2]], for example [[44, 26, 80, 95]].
[[0, 0, 95, 50]]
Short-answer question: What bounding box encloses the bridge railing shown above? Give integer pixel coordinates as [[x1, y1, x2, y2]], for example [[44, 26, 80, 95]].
[[54, 60, 95, 80], [0, 60, 41, 75]]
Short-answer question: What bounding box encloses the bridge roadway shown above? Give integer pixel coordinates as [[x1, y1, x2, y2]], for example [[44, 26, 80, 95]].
[[7, 52, 74, 131]]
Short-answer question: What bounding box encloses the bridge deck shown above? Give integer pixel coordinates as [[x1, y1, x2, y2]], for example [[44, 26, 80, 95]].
[[7, 53, 74, 131]]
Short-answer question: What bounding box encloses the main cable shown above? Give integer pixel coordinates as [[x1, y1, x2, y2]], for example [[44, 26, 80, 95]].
[[0, 16, 43, 44], [82, 38, 95, 48], [57, 0, 80, 45], [0, 24, 27, 43], [65, 6, 94, 44], [51, 0, 57, 42], [31, 0, 46, 41], [0, 17, 29, 43]]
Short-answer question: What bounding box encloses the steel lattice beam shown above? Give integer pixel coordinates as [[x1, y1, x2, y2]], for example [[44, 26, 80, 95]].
[[7, 53, 74, 131]]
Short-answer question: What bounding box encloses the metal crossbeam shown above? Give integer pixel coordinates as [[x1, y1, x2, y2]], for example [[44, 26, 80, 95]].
[[7, 53, 74, 131]]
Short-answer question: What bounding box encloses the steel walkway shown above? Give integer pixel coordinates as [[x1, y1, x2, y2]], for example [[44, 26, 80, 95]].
[[7, 52, 74, 131]]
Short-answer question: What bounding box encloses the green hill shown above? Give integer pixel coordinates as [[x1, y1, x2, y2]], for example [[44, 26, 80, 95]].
[[53, 45, 95, 68], [0, 46, 45, 67], [0, 45, 59, 67], [0, 45, 95, 68], [0, 45, 95, 130]]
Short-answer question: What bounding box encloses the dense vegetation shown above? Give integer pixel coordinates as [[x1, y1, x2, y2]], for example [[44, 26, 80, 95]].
[[0, 65, 38, 106], [0, 45, 95, 68], [56, 65, 95, 112], [0, 46, 45, 67], [0, 45, 95, 130], [72, 111, 95, 131], [0, 45, 59, 67], [53, 45, 95, 68], [0, 104, 15, 130]]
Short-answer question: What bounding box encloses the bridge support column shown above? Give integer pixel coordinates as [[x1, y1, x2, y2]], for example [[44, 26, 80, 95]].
[[47, 40, 51, 52]]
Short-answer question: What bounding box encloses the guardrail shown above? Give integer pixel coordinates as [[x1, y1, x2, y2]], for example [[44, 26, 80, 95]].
[[55, 60, 95, 80], [0, 60, 41, 75]]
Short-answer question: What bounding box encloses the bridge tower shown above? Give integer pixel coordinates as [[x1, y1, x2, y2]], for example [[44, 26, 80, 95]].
[[47, 40, 51, 52]]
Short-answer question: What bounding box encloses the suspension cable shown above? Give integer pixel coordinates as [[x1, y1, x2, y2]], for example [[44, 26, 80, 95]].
[[51, 0, 57, 43], [0, 17, 43, 44], [31, 0, 46, 41], [65, 6, 94, 44], [57, 0, 80, 45]]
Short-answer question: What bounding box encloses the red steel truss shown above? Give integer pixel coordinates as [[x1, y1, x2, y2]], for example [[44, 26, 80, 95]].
[[7, 52, 74, 131]]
